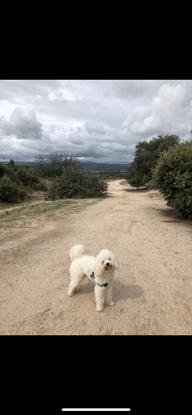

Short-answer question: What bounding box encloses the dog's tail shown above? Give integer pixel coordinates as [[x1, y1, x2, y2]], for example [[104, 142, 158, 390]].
[[69, 244, 85, 261]]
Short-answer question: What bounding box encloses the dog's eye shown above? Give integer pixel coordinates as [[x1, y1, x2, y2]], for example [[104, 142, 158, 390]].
[[102, 260, 105, 264]]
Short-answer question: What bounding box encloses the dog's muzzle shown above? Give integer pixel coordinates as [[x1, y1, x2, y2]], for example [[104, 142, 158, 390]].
[[104, 262, 112, 271]]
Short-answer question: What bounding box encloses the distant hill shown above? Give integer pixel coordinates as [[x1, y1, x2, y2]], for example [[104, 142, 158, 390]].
[[0, 160, 130, 172], [80, 161, 130, 171]]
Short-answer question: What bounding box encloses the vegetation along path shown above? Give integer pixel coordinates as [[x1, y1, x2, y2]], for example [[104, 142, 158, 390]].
[[0, 180, 192, 334]]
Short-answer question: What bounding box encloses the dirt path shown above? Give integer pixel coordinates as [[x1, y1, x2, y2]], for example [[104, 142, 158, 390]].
[[1, 180, 192, 334]]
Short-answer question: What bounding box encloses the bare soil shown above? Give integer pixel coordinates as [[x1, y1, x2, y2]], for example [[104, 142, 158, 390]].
[[0, 180, 192, 334]]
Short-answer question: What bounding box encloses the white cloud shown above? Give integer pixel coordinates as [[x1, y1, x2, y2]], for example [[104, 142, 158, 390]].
[[0, 80, 192, 162], [153, 84, 186, 112], [131, 83, 191, 137]]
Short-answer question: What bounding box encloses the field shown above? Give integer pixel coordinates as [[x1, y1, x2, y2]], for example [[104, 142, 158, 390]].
[[0, 180, 192, 334]]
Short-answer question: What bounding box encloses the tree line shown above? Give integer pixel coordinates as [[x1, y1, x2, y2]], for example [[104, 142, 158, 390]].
[[127, 135, 192, 219]]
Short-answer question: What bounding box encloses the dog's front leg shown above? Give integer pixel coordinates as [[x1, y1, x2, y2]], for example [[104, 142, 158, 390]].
[[105, 284, 114, 306], [95, 285, 105, 311]]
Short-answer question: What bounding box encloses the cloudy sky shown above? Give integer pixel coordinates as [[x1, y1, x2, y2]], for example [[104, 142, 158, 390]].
[[0, 79, 192, 163]]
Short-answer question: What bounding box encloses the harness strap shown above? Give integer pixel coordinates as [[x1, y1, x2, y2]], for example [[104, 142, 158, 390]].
[[96, 281, 109, 287], [89, 272, 95, 279], [89, 271, 110, 287]]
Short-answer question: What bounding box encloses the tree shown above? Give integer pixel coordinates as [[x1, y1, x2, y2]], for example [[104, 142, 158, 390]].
[[153, 142, 192, 218], [127, 135, 180, 187], [9, 159, 15, 168], [36, 153, 80, 177]]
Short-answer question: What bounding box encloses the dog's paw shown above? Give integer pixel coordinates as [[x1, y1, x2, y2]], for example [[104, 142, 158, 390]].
[[109, 301, 114, 306], [96, 306, 104, 312], [67, 290, 74, 297]]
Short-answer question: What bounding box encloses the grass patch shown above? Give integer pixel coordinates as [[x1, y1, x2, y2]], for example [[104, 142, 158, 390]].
[[0, 197, 103, 227]]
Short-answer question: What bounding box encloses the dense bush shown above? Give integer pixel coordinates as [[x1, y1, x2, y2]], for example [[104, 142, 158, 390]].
[[16, 167, 47, 191], [127, 135, 180, 187], [153, 142, 192, 219], [0, 175, 26, 203], [0, 162, 47, 203], [47, 167, 107, 199], [0, 163, 19, 182]]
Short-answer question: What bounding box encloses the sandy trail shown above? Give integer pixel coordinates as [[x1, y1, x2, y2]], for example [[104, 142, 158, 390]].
[[0, 180, 192, 334]]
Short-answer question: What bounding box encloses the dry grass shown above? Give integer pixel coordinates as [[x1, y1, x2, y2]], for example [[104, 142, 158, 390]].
[[0, 198, 102, 228]]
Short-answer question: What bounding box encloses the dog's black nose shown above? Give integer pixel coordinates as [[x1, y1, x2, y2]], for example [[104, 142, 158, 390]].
[[106, 262, 110, 266]]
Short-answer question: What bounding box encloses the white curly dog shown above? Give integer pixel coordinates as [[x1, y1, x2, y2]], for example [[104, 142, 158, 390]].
[[67, 244, 118, 311]]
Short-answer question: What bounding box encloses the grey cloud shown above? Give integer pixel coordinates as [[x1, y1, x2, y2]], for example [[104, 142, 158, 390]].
[[0, 108, 43, 140], [1, 80, 192, 163], [0, 80, 61, 104], [85, 121, 107, 135], [108, 80, 155, 98], [69, 138, 85, 145]]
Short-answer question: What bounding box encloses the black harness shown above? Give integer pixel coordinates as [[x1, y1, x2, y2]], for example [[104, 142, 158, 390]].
[[96, 281, 109, 287], [89, 272, 109, 287]]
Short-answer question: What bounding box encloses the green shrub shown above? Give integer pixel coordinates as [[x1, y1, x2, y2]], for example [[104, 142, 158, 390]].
[[0, 163, 20, 183], [127, 135, 180, 187], [0, 175, 27, 203], [153, 142, 192, 219], [0, 160, 48, 203], [16, 167, 47, 190], [31, 179, 47, 191], [47, 168, 107, 200]]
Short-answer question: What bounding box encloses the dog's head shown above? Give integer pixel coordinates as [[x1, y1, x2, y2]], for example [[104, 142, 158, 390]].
[[95, 248, 119, 276]]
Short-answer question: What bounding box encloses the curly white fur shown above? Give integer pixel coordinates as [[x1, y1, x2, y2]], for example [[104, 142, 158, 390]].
[[67, 244, 118, 311]]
